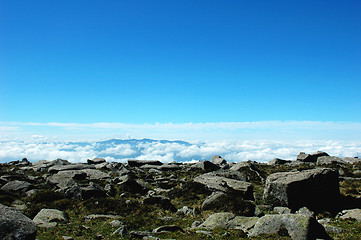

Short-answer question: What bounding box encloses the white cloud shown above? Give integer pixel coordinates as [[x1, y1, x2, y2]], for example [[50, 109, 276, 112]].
[[1, 139, 360, 164], [1, 121, 361, 141]]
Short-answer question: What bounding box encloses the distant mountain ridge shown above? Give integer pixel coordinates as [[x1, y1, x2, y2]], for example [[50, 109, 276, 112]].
[[97, 138, 192, 146]]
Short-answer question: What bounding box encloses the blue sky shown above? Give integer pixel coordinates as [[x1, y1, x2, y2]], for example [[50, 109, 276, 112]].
[[1, 0, 361, 141]]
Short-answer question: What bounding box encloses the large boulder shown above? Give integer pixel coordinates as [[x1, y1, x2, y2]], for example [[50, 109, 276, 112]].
[[1, 180, 33, 195], [263, 168, 339, 212], [194, 173, 254, 200], [210, 155, 227, 165], [87, 157, 106, 165], [201, 191, 255, 216], [297, 151, 329, 163], [190, 161, 220, 172], [0, 204, 37, 240], [33, 209, 69, 228], [317, 156, 347, 165], [249, 213, 330, 240]]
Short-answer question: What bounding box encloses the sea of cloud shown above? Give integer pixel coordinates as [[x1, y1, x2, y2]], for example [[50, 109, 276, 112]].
[[1, 138, 360, 163]]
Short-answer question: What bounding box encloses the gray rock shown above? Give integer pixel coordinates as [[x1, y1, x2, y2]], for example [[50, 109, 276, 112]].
[[152, 225, 184, 233], [109, 220, 123, 227], [191, 160, 220, 172], [1, 180, 33, 194], [297, 151, 329, 163], [117, 175, 148, 194], [112, 225, 128, 236], [79, 182, 107, 200], [194, 174, 254, 200], [201, 192, 227, 210], [81, 169, 110, 180], [317, 156, 345, 165], [268, 158, 292, 165], [87, 157, 106, 165], [274, 206, 291, 214], [0, 204, 37, 240], [263, 168, 339, 212], [47, 170, 87, 187], [33, 209, 68, 228], [249, 214, 331, 240], [210, 155, 227, 165], [337, 208, 361, 221], [198, 212, 258, 232], [128, 160, 163, 167], [204, 169, 248, 181], [48, 164, 95, 173], [228, 216, 259, 232], [343, 157, 361, 164], [176, 206, 193, 216], [199, 212, 236, 228]]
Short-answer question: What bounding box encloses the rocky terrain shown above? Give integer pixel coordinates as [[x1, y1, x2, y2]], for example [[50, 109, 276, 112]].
[[1, 151, 361, 239]]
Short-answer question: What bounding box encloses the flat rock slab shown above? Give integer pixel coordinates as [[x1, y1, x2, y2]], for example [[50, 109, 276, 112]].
[[198, 212, 258, 232], [194, 174, 253, 199]]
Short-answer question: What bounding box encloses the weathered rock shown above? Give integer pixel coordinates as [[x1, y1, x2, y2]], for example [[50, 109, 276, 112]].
[[79, 182, 107, 200], [47, 170, 87, 187], [201, 192, 228, 210], [48, 164, 95, 173], [112, 225, 128, 236], [297, 151, 329, 163], [117, 175, 148, 194], [317, 156, 345, 165], [128, 159, 162, 167], [87, 157, 106, 165], [33, 209, 68, 228], [204, 169, 248, 181], [199, 212, 236, 228], [210, 155, 227, 165], [198, 212, 258, 232], [268, 158, 292, 165], [249, 214, 331, 240], [152, 225, 184, 233], [263, 168, 339, 212], [228, 216, 259, 232], [343, 157, 361, 164], [30, 159, 70, 172], [1, 180, 33, 194], [176, 206, 194, 216], [191, 160, 220, 172], [81, 169, 110, 180], [194, 174, 254, 200], [274, 206, 291, 214], [0, 204, 37, 240], [337, 208, 361, 221]]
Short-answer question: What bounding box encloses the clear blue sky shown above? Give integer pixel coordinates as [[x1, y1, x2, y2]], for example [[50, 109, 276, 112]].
[[1, 0, 360, 124]]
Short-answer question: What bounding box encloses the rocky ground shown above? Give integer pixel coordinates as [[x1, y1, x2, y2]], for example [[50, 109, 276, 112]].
[[1, 151, 361, 240]]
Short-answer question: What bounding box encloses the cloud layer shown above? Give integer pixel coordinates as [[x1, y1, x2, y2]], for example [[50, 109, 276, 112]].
[[1, 121, 361, 142], [1, 138, 360, 163]]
